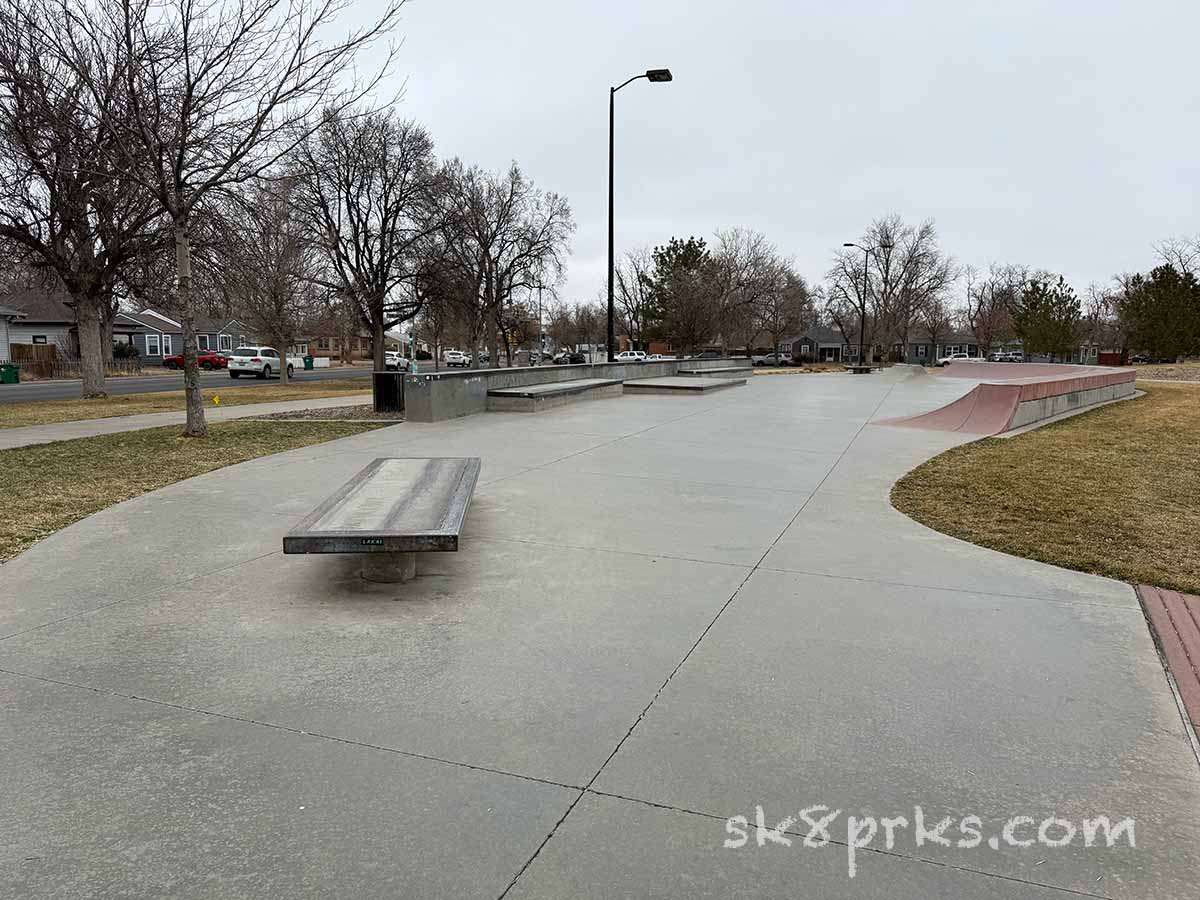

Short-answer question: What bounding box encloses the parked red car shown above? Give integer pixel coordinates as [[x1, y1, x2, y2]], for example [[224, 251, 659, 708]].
[[163, 350, 228, 370]]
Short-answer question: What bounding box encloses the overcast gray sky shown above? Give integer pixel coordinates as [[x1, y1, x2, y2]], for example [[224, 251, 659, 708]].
[[380, 0, 1199, 302]]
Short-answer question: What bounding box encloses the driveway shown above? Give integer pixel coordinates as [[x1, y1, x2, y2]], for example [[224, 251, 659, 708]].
[[2, 371, 1195, 898]]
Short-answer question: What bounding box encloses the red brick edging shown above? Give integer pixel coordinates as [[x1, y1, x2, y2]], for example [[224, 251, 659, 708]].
[[1137, 584, 1200, 729]]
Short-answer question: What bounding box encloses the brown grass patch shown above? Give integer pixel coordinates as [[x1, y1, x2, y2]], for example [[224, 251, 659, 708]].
[[0, 378, 371, 428], [0, 419, 382, 562], [891, 382, 1200, 593]]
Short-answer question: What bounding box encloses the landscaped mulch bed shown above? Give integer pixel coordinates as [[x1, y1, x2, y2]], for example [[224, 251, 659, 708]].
[[253, 404, 404, 422]]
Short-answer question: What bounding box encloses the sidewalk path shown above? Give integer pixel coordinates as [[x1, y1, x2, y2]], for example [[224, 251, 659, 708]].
[[2, 374, 1197, 898], [0, 394, 372, 449]]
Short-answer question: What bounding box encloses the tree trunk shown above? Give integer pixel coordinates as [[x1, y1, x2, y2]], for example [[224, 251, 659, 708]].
[[76, 296, 108, 399], [276, 330, 289, 385], [175, 223, 207, 438], [488, 318, 499, 369], [373, 318, 386, 370], [101, 300, 116, 364]]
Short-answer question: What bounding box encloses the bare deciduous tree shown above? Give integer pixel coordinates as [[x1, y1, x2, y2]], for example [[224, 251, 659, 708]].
[[438, 161, 574, 367], [296, 109, 443, 372], [0, 0, 164, 397], [56, 0, 403, 434], [217, 179, 321, 383]]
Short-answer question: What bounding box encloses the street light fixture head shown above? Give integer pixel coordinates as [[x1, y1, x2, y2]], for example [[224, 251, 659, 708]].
[[645, 68, 673, 82], [842, 242, 856, 248]]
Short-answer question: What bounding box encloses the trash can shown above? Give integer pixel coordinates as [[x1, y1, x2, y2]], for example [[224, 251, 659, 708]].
[[0, 362, 18, 384], [372, 370, 404, 413], [303, 355, 314, 371]]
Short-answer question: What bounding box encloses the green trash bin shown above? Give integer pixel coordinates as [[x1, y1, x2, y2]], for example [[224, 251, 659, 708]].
[[303, 355, 314, 371], [0, 362, 19, 384]]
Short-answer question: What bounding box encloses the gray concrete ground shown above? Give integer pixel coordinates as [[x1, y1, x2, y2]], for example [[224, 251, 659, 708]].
[[0, 394, 372, 449], [2, 372, 1197, 899]]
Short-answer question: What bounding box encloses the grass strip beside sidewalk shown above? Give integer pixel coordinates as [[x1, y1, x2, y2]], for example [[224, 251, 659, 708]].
[[0, 419, 382, 562], [891, 382, 1200, 594], [0, 378, 371, 429]]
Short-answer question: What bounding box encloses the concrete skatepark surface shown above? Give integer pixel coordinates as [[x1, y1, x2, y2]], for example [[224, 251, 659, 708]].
[[2, 371, 1197, 898]]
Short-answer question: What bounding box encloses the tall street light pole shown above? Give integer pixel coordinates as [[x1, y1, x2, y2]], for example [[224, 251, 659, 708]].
[[843, 240, 892, 366], [608, 67, 673, 362]]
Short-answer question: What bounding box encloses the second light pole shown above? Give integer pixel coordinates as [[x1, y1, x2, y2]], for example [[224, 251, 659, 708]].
[[608, 67, 672, 361]]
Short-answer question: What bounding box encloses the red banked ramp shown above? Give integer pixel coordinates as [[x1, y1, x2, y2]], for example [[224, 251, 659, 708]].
[[878, 364, 1137, 437], [882, 383, 1021, 435]]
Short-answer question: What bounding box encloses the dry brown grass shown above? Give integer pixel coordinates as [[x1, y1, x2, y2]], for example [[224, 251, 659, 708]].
[[0, 378, 371, 428], [1134, 361, 1200, 382], [891, 382, 1200, 593], [754, 362, 846, 375], [0, 419, 382, 562]]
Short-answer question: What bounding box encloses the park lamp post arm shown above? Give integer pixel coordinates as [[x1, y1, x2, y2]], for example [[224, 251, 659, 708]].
[[608, 68, 673, 362]]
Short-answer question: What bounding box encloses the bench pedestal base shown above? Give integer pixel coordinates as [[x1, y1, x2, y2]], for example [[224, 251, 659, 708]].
[[362, 551, 418, 583]]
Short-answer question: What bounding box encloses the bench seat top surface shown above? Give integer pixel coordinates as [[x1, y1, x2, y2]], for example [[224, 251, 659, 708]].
[[284, 457, 480, 553], [487, 377, 621, 398]]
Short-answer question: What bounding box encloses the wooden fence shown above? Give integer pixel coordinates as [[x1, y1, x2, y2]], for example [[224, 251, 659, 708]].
[[10, 343, 143, 379]]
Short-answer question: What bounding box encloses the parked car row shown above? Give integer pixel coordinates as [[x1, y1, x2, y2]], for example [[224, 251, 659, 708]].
[[987, 350, 1025, 362]]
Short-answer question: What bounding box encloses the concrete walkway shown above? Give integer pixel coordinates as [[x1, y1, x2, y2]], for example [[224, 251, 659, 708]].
[[2, 373, 1197, 898], [0, 394, 372, 449]]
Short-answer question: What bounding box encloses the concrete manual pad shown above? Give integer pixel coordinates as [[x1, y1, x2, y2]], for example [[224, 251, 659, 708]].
[[0, 671, 575, 900], [486, 377, 622, 397], [623, 375, 745, 393]]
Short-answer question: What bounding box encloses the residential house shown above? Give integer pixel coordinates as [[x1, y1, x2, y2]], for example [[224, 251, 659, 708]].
[[0, 288, 78, 357], [781, 326, 857, 363], [120, 310, 257, 362], [303, 314, 374, 362], [895, 333, 983, 363], [0, 304, 27, 362]]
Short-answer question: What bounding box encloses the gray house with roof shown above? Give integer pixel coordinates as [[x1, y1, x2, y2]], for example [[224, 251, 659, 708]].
[[121, 310, 255, 362]]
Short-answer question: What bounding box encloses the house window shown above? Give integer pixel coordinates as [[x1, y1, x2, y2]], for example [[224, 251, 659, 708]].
[[238, 335, 245, 346], [162, 335, 172, 356], [32, 335, 48, 344], [318, 337, 330, 350], [198, 334, 209, 350], [146, 333, 161, 355], [801, 344, 810, 354], [217, 334, 231, 351], [916, 345, 927, 357]]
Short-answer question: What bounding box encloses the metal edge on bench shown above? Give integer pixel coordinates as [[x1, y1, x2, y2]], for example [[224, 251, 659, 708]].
[[282, 457, 481, 555], [485, 378, 623, 400]]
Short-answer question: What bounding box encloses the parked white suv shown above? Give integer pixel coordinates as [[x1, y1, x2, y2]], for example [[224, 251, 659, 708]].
[[384, 351, 410, 371], [614, 350, 646, 363], [228, 346, 303, 379], [443, 350, 469, 367]]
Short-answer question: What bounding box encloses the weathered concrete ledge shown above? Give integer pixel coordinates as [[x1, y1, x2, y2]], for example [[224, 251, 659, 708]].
[[487, 378, 623, 413], [404, 358, 751, 422], [1008, 377, 1137, 429]]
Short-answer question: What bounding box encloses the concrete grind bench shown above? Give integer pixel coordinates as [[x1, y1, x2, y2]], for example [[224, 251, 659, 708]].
[[676, 366, 750, 378], [486, 377, 623, 412], [283, 457, 481, 583]]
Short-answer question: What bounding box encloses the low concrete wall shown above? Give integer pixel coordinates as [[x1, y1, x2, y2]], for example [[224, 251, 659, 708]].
[[1008, 378, 1137, 430], [404, 358, 751, 422]]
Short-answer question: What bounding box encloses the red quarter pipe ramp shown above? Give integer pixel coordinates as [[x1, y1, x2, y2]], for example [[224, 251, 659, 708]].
[[878, 364, 1137, 436]]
